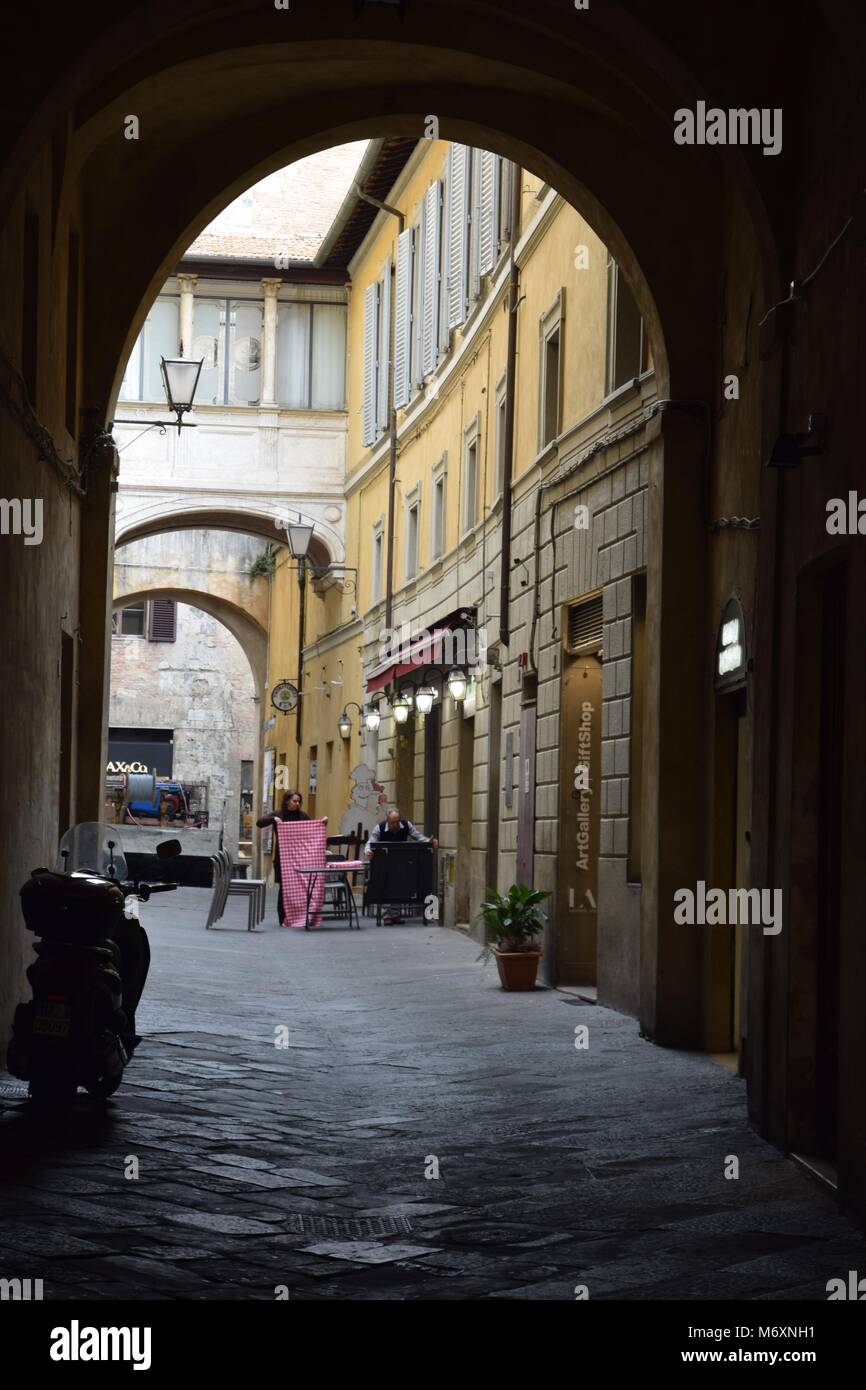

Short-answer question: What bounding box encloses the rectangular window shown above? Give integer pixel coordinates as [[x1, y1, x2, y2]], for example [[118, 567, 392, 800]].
[[432, 472, 445, 560], [542, 328, 561, 446], [539, 291, 564, 450], [371, 526, 384, 604], [311, 304, 347, 410], [462, 422, 479, 533], [494, 376, 507, 497], [497, 158, 513, 255], [142, 296, 181, 404], [606, 258, 644, 395], [276, 302, 310, 407], [192, 297, 223, 405], [410, 215, 425, 393], [228, 299, 262, 406], [113, 603, 146, 638], [118, 330, 143, 402], [362, 281, 379, 445], [406, 501, 419, 579]]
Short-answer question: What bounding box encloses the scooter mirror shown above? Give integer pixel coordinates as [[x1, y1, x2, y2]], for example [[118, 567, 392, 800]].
[[156, 838, 182, 860]]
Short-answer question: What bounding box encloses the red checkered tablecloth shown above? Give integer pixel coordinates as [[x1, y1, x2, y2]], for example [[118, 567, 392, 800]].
[[276, 819, 328, 927]]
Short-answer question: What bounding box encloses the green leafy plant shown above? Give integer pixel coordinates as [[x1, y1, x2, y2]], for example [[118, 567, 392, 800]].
[[250, 545, 276, 579], [474, 883, 551, 963]]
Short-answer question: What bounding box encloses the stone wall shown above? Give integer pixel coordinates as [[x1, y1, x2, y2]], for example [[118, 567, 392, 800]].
[[109, 601, 258, 860]]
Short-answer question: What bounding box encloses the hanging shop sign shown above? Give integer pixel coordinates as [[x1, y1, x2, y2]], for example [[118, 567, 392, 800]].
[[271, 680, 299, 713], [715, 597, 747, 691]]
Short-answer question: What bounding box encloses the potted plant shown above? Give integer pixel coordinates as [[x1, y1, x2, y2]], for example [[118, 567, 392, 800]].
[[474, 883, 551, 991]]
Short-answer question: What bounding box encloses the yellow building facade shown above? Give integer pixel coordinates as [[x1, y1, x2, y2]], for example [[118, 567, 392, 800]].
[[263, 138, 656, 1011]]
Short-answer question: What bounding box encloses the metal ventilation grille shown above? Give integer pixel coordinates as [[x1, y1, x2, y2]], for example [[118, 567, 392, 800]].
[[567, 593, 603, 654]]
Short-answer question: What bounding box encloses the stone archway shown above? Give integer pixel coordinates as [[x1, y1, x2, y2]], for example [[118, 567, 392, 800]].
[[3, 4, 787, 1060], [10, 0, 861, 1084], [111, 585, 267, 703]]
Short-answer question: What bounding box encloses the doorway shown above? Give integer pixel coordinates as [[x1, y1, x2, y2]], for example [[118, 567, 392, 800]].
[[557, 652, 602, 985], [423, 701, 441, 838], [456, 712, 474, 924], [789, 560, 846, 1164], [58, 631, 76, 840], [710, 685, 749, 1063]]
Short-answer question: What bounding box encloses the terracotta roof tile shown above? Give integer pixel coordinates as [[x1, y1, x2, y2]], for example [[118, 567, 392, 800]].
[[187, 142, 369, 261]]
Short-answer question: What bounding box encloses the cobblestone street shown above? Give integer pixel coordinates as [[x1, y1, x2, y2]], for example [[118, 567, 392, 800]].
[[1, 889, 864, 1301]]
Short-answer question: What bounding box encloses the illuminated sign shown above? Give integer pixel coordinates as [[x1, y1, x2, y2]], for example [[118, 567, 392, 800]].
[[715, 599, 746, 689]]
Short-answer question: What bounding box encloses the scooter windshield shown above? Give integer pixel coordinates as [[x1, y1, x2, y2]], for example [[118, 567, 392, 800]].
[[56, 823, 129, 881]]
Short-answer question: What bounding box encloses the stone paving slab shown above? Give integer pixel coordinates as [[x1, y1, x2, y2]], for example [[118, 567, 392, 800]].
[[1, 885, 865, 1300]]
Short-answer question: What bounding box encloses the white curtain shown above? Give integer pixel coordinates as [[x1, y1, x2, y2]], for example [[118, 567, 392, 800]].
[[192, 300, 222, 405], [142, 298, 180, 403], [311, 304, 347, 410], [118, 332, 142, 401], [230, 300, 262, 405], [276, 303, 310, 408]]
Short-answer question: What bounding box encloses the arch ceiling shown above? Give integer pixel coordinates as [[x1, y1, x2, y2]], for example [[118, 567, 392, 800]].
[[16, 0, 808, 421]]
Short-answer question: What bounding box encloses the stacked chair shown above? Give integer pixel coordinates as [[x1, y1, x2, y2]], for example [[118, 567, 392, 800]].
[[206, 848, 267, 931]]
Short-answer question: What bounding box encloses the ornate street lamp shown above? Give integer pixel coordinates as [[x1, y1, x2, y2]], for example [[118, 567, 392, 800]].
[[391, 692, 412, 725], [415, 683, 438, 716], [447, 667, 469, 702], [111, 352, 203, 443], [338, 701, 363, 740], [364, 703, 381, 732], [160, 356, 204, 432], [286, 521, 315, 561]]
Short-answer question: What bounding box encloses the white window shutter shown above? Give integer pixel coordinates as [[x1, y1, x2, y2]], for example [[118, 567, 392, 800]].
[[478, 150, 498, 275], [446, 145, 470, 329], [439, 149, 452, 355], [422, 180, 441, 377], [377, 261, 391, 433], [468, 151, 482, 303], [412, 215, 425, 389], [362, 280, 378, 446], [393, 229, 413, 409]]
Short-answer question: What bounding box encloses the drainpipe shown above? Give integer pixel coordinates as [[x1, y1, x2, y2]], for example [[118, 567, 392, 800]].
[[499, 162, 522, 648], [355, 184, 404, 632], [296, 556, 307, 749]]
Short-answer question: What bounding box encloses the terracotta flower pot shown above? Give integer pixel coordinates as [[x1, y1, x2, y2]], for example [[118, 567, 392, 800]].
[[494, 947, 542, 991]]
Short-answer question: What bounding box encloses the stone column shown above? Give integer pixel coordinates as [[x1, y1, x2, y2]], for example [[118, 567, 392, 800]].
[[261, 277, 282, 406], [177, 273, 197, 357]]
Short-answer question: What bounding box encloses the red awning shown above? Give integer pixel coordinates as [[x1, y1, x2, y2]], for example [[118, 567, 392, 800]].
[[365, 625, 456, 694]]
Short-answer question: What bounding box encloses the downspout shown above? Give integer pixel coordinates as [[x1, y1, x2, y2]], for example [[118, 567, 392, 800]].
[[499, 163, 522, 647], [355, 184, 404, 632]]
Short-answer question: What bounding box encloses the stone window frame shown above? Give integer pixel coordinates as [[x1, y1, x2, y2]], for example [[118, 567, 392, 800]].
[[404, 480, 422, 581], [538, 287, 565, 451], [430, 451, 448, 561]]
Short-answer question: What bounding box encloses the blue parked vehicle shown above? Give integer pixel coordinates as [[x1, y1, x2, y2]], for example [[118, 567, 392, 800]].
[[127, 779, 188, 822]]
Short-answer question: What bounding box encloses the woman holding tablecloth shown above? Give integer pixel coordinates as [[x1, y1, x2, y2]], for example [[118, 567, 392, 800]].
[[256, 789, 309, 924]]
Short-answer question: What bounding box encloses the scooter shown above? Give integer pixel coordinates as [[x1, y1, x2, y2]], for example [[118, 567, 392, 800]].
[[6, 822, 180, 1110]]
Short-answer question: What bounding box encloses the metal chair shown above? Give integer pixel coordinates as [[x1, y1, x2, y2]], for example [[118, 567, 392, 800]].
[[224, 847, 266, 930]]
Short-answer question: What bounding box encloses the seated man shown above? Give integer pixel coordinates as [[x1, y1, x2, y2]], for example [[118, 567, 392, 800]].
[[365, 808, 438, 924]]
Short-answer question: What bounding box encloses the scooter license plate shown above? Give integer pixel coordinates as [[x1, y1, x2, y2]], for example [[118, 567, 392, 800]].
[[33, 1002, 72, 1037]]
